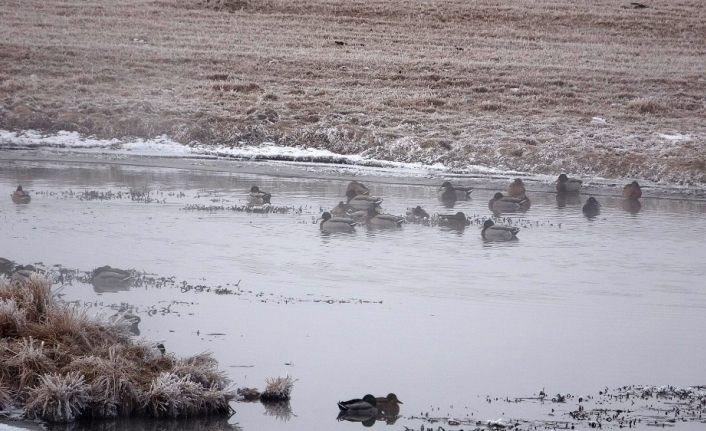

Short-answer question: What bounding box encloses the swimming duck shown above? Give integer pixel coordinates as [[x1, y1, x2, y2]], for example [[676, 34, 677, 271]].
[[347, 193, 383, 212], [438, 212, 470, 229], [367, 207, 404, 228], [623, 181, 642, 200], [439, 181, 473, 201], [405, 205, 430, 223], [556, 174, 582, 193], [507, 179, 527, 198], [375, 393, 403, 415], [247, 186, 271, 206], [488, 192, 530, 213], [91, 266, 134, 292], [320, 212, 356, 233], [481, 219, 519, 241], [582, 197, 600, 217], [11, 185, 31, 204], [330, 201, 350, 217], [346, 180, 370, 197], [338, 394, 377, 413]]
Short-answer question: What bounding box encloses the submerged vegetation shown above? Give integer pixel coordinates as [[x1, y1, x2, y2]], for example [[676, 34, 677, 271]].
[[0, 275, 235, 423]]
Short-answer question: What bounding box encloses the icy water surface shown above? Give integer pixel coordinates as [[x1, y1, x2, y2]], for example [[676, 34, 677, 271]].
[[1, 158, 705, 430]]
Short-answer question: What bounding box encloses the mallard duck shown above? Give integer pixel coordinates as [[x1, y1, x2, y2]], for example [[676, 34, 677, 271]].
[[338, 394, 377, 413], [346, 180, 370, 197], [481, 219, 519, 241], [330, 201, 350, 217], [11, 185, 31, 204], [91, 266, 134, 292], [320, 212, 356, 233], [623, 181, 642, 200], [488, 192, 530, 213], [556, 174, 582, 193], [582, 197, 600, 217], [507, 179, 527, 198], [375, 393, 403, 415], [347, 193, 383, 211], [438, 212, 470, 229], [247, 186, 271, 206], [405, 205, 430, 223], [368, 207, 404, 228], [439, 181, 472, 200]]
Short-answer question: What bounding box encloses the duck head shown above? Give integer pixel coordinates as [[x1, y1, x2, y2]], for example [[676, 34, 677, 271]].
[[362, 394, 377, 406], [320, 212, 332, 221], [385, 393, 403, 404], [412, 206, 429, 218], [512, 179, 524, 186], [493, 192, 504, 201], [587, 197, 600, 206], [483, 219, 495, 229], [440, 181, 453, 190], [250, 185, 260, 193], [557, 174, 568, 183], [16, 185, 23, 192]]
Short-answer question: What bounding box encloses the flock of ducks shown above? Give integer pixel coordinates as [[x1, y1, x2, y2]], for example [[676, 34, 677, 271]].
[[246, 174, 644, 241], [11, 174, 645, 242], [337, 393, 403, 426]]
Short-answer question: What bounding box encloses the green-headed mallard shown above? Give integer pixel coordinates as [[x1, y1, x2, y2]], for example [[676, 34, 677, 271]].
[[623, 181, 642, 200], [11, 185, 31, 204], [247, 185, 271, 206], [507, 179, 527, 198], [338, 394, 377, 413], [582, 196, 600, 217], [482, 219, 519, 241], [556, 174, 582, 193], [488, 192, 530, 213], [320, 212, 356, 233]]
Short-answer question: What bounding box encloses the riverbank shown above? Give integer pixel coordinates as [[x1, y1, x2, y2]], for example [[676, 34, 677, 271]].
[[1, 0, 704, 185]]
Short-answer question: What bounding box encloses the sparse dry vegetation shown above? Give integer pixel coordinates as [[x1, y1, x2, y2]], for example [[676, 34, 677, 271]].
[[260, 375, 295, 402], [0, 275, 234, 423], [0, 0, 704, 183]]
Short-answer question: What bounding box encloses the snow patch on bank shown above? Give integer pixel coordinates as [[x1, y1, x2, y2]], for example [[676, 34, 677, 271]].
[[0, 129, 523, 178]]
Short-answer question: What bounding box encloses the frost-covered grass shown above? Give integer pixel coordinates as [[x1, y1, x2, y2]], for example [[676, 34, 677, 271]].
[[0, 275, 235, 423], [0, 0, 704, 184], [260, 376, 295, 402]]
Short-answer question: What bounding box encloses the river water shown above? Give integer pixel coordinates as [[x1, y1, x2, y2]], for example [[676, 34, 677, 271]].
[[1, 156, 705, 430]]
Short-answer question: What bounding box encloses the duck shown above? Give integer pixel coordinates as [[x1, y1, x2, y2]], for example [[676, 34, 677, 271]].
[[247, 186, 271, 206], [507, 179, 527, 198], [623, 181, 642, 200], [367, 207, 404, 228], [481, 219, 519, 241], [488, 192, 530, 213], [405, 205, 430, 223], [319, 212, 356, 233], [330, 201, 350, 217], [11, 185, 31, 204], [556, 174, 582, 193], [439, 181, 473, 201], [438, 212, 470, 229], [338, 394, 377, 413], [346, 180, 370, 197], [346, 192, 383, 212], [91, 266, 134, 292], [375, 393, 403, 416], [582, 197, 600, 217]]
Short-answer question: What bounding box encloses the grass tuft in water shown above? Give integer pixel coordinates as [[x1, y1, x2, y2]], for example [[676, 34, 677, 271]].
[[260, 375, 295, 402]]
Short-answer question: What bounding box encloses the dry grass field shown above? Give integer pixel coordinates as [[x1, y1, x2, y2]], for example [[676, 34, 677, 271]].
[[0, 0, 704, 183]]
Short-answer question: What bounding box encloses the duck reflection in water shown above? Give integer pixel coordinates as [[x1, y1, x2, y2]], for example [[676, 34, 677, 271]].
[[622, 198, 642, 214], [556, 192, 581, 208]]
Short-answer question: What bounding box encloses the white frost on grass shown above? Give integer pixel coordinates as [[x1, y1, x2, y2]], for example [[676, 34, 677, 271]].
[[659, 133, 691, 142]]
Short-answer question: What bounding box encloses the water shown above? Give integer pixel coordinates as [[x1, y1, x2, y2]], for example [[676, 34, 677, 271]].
[[1, 157, 705, 430]]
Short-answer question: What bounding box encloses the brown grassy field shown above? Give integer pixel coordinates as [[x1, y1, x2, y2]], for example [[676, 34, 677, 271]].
[[0, 0, 704, 184]]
